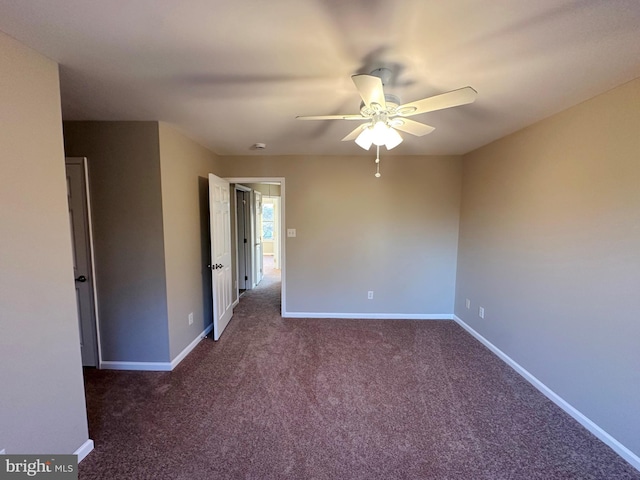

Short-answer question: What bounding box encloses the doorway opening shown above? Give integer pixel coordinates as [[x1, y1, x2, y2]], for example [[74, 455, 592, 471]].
[[65, 157, 101, 367], [227, 178, 286, 315], [235, 186, 252, 294]]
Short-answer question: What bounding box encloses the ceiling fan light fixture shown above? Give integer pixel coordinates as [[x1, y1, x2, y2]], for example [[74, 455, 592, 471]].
[[355, 127, 374, 150], [368, 120, 403, 150], [371, 120, 389, 146], [384, 127, 403, 150]]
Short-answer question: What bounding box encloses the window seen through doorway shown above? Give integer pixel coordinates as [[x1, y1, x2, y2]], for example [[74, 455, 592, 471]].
[[262, 203, 274, 240]]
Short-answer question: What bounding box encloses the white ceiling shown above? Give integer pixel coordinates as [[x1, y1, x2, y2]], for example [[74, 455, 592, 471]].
[[1, 0, 640, 156]]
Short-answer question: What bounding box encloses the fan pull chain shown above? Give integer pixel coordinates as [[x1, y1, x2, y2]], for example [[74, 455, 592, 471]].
[[375, 145, 381, 178]]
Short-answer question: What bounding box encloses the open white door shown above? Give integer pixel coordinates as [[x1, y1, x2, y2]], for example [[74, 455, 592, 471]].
[[209, 174, 233, 341]]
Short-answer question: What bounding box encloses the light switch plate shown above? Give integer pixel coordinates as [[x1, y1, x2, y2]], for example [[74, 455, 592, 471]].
[[287, 228, 296, 237]]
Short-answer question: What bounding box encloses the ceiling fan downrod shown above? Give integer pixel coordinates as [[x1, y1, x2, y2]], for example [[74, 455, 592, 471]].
[[375, 145, 381, 178]]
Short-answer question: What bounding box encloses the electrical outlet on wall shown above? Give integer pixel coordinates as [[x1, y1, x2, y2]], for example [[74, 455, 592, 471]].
[[479, 306, 485, 319], [188, 312, 194, 325], [367, 291, 374, 300], [465, 298, 471, 309]]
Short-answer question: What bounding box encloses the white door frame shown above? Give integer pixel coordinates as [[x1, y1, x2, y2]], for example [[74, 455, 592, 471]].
[[272, 196, 281, 269], [234, 185, 252, 292], [65, 157, 103, 368], [226, 177, 286, 316]]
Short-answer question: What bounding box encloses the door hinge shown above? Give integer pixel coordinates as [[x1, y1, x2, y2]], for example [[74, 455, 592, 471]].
[[244, 238, 247, 243], [245, 276, 248, 281]]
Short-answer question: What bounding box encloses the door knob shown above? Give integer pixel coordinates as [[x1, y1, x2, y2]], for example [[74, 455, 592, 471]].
[[75, 275, 87, 283]]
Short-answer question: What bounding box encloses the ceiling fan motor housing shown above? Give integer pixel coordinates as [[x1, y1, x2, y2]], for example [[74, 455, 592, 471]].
[[370, 67, 393, 85], [360, 93, 401, 117]]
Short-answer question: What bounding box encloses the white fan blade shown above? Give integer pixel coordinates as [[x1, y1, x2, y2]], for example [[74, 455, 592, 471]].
[[397, 86, 477, 116], [341, 124, 368, 141], [296, 114, 365, 120], [352, 74, 386, 110], [390, 118, 435, 136]]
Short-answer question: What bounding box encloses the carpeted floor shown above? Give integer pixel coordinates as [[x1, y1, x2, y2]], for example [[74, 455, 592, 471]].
[[79, 258, 639, 479]]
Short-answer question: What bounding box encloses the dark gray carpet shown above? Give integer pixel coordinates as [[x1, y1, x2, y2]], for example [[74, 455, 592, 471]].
[[79, 261, 639, 479]]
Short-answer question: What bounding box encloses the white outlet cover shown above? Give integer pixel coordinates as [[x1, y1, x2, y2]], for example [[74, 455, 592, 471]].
[[479, 307, 485, 319], [465, 298, 471, 309], [287, 228, 296, 237]]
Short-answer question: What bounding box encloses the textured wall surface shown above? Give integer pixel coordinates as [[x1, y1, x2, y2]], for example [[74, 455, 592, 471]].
[[158, 122, 223, 360], [219, 155, 462, 317], [0, 31, 89, 454], [456, 78, 640, 456], [64, 121, 170, 362]]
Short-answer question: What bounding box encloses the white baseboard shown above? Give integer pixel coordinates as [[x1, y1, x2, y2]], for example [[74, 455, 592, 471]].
[[100, 360, 173, 371], [100, 324, 213, 372], [452, 315, 640, 472], [233, 298, 240, 308], [0, 447, 89, 460], [74, 439, 94, 463], [170, 323, 213, 369], [283, 312, 454, 320]]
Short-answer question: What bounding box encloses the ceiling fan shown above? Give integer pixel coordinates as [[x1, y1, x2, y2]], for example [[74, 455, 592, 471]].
[[296, 68, 477, 151]]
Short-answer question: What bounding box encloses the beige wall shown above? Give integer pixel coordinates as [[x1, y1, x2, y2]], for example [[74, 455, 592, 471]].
[[0, 32, 89, 454], [263, 242, 275, 255], [64, 121, 225, 364], [244, 183, 281, 197], [219, 155, 462, 316], [64, 121, 170, 362], [456, 77, 640, 456], [158, 122, 224, 359]]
